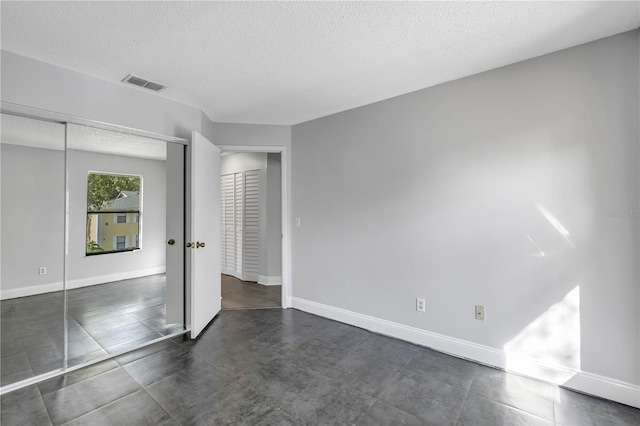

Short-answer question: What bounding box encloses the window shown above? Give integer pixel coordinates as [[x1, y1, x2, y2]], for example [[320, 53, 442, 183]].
[[115, 235, 126, 250], [86, 172, 141, 255]]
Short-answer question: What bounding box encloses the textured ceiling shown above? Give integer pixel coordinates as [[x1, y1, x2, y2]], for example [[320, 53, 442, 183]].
[[2, 113, 167, 160], [1, 113, 65, 151], [1, 2, 638, 125], [68, 124, 167, 161]]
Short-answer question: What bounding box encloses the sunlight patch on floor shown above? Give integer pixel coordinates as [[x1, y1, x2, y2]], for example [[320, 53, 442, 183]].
[[504, 286, 580, 383]]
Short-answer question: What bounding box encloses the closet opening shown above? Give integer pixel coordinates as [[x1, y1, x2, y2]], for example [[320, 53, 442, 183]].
[[219, 151, 282, 310]]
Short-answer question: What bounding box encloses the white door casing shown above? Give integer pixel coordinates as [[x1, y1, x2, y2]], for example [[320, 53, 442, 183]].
[[190, 131, 221, 338], [217, 144, 290, 309]]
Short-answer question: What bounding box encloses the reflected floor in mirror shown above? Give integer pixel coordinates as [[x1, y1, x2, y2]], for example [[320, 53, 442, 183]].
[[221, 274, 281, 310], [0, 274, 183, 386]]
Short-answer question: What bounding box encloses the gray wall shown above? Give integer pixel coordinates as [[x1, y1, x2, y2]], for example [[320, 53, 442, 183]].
[[1, 144, 65, 292], [221, 152, 267, 176], [0, 144, 167, 295], [204, 121, 291, 150], [291, 30, 639, 386]]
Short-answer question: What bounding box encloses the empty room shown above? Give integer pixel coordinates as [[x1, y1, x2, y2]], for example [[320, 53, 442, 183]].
[[1, 1, 639, 425]]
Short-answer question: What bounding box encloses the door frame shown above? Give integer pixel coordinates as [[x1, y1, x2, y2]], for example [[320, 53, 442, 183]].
[[217, 145, 291, 308]]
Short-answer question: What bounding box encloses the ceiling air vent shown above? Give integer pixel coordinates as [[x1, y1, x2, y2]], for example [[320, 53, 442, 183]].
[[122, 74, 166, 91]]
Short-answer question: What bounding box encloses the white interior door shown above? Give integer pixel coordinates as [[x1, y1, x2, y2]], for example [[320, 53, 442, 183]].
[[165, 142, 184, 324], [190, 131, 221, 338]]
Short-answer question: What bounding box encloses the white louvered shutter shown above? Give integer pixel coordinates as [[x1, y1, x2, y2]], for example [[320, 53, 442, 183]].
[[234, 172, 244, 278], [243, 170, 260, 281], [221, 174, 236, 276]]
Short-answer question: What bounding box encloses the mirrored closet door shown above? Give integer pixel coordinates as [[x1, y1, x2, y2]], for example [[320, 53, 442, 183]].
[[0, 112, 186, 389]]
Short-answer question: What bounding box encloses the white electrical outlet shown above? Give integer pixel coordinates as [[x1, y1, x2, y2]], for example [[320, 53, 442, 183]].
[[295, 217, 301, 227], [39, 267, 47, 275], [416, 298, 426, 312], [475, 305, 485, 321]]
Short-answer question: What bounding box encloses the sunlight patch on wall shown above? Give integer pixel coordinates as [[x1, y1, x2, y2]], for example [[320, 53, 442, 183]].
[[504, 286, 580, 383], [536, 203, 575, 248]]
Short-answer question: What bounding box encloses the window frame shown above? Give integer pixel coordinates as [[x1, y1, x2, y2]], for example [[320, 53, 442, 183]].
[[85, 171, 143, 256]]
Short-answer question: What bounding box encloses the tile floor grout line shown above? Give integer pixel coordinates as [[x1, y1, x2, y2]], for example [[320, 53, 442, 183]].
[[55, 386, 147, 426], [38, 362, 121, 398], [464, 391, 557, 424], [453, 384, 471, 425], [38, 391, 56, 426]]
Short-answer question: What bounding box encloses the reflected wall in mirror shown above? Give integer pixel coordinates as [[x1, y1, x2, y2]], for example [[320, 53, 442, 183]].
[[1, 113, 66, 385]]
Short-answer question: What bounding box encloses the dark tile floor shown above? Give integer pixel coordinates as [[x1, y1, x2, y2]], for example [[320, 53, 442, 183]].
[[1, 274, 183, 387], [2, 308, 638, 425], [221, 275, 281, 310]]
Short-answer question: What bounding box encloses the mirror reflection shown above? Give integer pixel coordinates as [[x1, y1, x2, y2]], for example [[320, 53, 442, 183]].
[[1, 113, 66, 385], [64, 124, 185, 368], [0, 114, 186, 388]]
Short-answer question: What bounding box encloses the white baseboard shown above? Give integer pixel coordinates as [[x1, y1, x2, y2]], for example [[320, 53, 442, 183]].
[[0, 282, 63, 300], [0, 267, 166, 300], [563, 371, 640, 409], [258, 275, 282, 286], [66, 266, 166, 290], [243, 272, 259, 282], [291, 297, 640, 408]]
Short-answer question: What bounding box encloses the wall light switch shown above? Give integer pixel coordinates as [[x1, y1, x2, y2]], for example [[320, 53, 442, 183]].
[[295, 217, 301, 227]]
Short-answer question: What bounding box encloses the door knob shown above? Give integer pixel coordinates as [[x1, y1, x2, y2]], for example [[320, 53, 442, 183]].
[[167, 239, 175, 245], [186, 242, 195, 248], [196, 241, 206, 248]]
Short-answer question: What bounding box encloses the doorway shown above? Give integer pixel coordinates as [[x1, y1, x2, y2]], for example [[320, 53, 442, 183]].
[[219, 151, 282, 310]]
